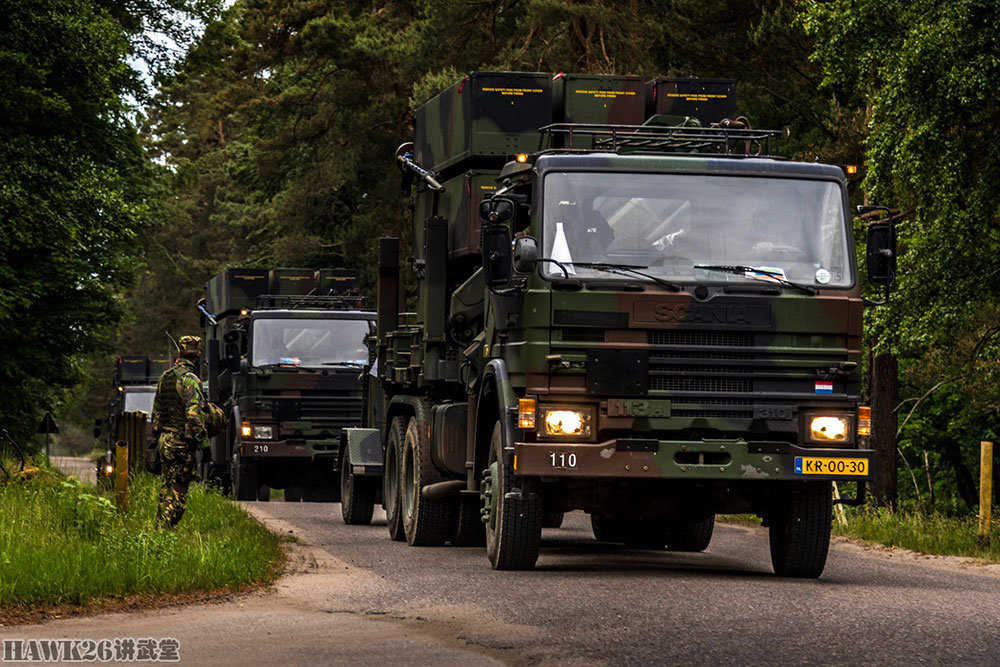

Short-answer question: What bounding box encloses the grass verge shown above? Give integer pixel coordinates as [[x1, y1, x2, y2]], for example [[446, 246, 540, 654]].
[[833, 508, 1000, 563], [0, 464, 284, 616]]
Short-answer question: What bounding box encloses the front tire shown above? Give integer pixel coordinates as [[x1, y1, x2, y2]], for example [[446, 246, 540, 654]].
[[769, 482, 833, 578], [401, 418, 453, 545], [341, 446, 376, 525], [484, 421, 542, 570], [232, 454, 258, 502], [384, 417, 407, 541]]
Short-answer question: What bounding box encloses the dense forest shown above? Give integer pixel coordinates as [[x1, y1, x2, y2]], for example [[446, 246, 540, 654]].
[[1, 0, 998, 512]]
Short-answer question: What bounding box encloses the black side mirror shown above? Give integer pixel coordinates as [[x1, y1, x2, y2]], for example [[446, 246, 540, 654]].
[[482, 224, 513, 290], [513, 236, 539, 274], [866, 222, 896, 285], [479, 198, 516, 224]]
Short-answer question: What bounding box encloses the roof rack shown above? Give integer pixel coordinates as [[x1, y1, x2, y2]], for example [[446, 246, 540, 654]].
[[537, 123, 782, 158], [253, 294, 368, 311]]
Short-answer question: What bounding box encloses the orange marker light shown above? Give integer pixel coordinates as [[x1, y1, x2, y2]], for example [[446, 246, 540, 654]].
[[846, 165, 858, 175], [518, 398, 536, 429], [516, 153, 528, 163], [241, 422, 252, 438], [857, 406, 872, 437]]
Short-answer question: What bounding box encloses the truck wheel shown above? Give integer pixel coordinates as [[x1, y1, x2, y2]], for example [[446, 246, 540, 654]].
[[483, 421, 542, 569], [624, 518, 670, 550], [257, 485, 270, 502], [232, 455, 258, 502], [769, 482, 833, 578], [401, 418, 454, 546], [667, 515, 715, 552], [452, 496, 486, 547], [591, 514, 627, 543], [285, 486, 302, 502], [384, 416, 407, 541], [341, 446, 375, 525], [543, 511, 565, 529]]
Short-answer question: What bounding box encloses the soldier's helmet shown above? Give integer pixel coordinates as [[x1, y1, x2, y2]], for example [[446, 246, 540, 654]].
[[177, 335, 203, 353]]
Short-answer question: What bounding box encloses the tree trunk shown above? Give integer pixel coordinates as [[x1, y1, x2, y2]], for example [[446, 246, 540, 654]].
[[942, 443, 979, 510], [870, 352, 898, 508]]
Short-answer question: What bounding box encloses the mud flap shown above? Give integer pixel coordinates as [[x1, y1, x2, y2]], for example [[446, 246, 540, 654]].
[[343, 428, 383, 477]]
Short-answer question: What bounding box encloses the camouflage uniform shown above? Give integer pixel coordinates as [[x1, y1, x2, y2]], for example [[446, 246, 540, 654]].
[[152, 336, 210, 528]]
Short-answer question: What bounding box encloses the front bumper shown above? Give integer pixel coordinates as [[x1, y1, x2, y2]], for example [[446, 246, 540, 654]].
[[239, 438, 340, 459], [513, 438, 874, 482]]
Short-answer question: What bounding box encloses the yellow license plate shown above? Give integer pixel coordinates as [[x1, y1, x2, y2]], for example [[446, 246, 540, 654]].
[[795, 457, 869, 476]]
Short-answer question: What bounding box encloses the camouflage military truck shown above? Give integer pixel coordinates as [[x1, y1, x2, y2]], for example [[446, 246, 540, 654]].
[[199, 268, 375, 502], [95, 355, 169, 485], [343, 72, 896, 576]]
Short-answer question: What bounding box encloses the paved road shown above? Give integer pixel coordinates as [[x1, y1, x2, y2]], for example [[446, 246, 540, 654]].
[[50, 456, 96, 485], [5, 503, 1000, 665]]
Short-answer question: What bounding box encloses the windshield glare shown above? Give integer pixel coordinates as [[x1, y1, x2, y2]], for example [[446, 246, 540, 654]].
[[123, 389, 155, 415], [251, 318, 371, 368], [541, 172, 852, 287]]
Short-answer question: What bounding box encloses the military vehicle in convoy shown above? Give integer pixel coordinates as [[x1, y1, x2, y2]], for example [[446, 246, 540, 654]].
[[95, 355, 169, 485], [199, 268, 375, 502], [342, 72, 896, 576]]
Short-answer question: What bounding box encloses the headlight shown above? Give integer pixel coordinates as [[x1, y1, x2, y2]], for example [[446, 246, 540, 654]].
[[253, 425, 274, 440], [103, 464, 114, 475], [539, 407, 592, 438], [809, 416, 849, 442]]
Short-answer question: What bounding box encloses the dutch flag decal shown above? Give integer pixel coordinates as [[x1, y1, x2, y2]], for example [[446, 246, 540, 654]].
[[815, 380, 834, 394]]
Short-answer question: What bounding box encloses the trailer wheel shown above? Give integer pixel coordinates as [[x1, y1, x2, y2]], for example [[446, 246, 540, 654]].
[[232, 454, 258, 502], [340, 446, 375, 525], [384, 416, 407, 541], [769, 482, 832, 578], [590, 514, 627, 543], [401, 418, 453, 545], [452, 495, 486, 546], [667, 515, 715, 552], [484, 421, 541, 570], [542, 511, 565, 529]]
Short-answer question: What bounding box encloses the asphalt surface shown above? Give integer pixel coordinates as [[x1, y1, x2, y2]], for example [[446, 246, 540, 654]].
[[5, 500, 1000, 665], [50, 455, 96, 485]]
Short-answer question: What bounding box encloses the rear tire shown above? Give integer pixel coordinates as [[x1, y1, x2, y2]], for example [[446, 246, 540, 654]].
[[341, 446, 376, 525], [667, 515, 715, 552], [233, 455, 258, 502], [769, 482, 833, 578], [384, 416, 407, 541], [542, 510, 565, 529], [401, 418, 453, 546], [591, 514, 627, 543], [285, 486, 302, 502], [484, 421, 542, 569]]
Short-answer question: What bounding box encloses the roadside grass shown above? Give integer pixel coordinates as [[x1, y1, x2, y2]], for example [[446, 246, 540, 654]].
[[833, 507, 1000, 563], [0, 462, 284, 609]]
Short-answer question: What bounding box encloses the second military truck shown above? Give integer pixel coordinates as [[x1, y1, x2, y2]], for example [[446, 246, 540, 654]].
[[200, 268, 375, 501]]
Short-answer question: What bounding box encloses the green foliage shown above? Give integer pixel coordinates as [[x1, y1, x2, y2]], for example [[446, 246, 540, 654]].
[[834, 507, 1000, 562], [0, 469, 282, 607]]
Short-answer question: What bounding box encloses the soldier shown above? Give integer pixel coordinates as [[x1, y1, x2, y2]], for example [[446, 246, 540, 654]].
[[151, 335, 211, 528]]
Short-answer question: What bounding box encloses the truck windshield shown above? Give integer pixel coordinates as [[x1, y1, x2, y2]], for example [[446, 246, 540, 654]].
[[123, 388, 156, 415], [251, 318, 370, 368], [541, 172, 852, 287]]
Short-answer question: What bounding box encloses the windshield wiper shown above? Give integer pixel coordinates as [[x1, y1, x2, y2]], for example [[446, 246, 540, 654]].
[[320, 361, 365, 367], [561, 262, 682, 292], [693, 265, 817, 295]]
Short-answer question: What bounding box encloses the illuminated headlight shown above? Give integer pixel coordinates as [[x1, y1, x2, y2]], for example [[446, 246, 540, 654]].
[[809, 416, 849, 442], [253, 425, 274, 440], [539, 407, 592, 438], [103, 464, 114, 475]]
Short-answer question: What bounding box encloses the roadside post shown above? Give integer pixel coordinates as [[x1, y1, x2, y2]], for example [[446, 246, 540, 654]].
[[37, 412, 59, 459], [115, 440, 129, 511], [980, 441, 993, 545]]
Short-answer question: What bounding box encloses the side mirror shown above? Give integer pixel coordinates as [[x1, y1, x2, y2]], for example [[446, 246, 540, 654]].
[[225, 343, 241, 373], [479, 198, 516, 224], [866, 222, 896, 285], [482, 224, 513, 290], [513, 236, 539, 274]]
